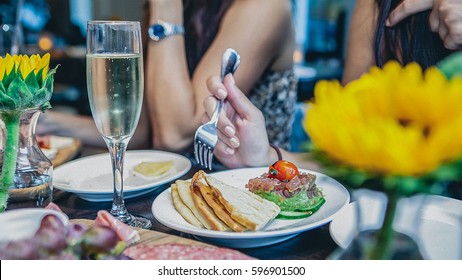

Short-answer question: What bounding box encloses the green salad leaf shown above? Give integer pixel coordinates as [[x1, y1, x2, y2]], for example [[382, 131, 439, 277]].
[[254, 188, 326, 212]]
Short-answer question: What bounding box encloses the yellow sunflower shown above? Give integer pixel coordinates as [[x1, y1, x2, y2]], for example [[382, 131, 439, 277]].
[[305, 61, 462, 177], [0, 53, 56, 111], [0, 53, 57, 212]]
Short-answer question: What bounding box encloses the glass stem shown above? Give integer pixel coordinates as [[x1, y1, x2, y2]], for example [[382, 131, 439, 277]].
[[107, 140, 131, 222]]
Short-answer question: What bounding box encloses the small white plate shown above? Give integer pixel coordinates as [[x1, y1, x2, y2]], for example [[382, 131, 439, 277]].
[[0, 208, 69, 243], [329, 193, 462, 260], [53, 150, 192, 202], [152, 167, 350, 248]]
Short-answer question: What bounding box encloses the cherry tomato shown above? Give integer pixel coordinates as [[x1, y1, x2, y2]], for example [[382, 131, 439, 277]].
[[268, 160, 300, 181]]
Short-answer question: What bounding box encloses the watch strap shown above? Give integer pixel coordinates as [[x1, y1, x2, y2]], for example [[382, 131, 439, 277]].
[[148, 20, 185, 42]]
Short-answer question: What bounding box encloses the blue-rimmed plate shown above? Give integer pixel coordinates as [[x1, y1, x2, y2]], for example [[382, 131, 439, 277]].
[[53, 150, 191, 202]]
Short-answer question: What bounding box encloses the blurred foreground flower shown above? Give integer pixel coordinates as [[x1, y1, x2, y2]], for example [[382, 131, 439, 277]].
[[304, 60, 462, 259], [0, 53, 57, 212]]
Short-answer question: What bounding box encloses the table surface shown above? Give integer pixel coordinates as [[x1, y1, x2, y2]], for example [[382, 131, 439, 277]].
[[7, 146, 340, 260]]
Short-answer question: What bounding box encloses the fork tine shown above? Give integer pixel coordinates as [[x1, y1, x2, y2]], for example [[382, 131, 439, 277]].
[[207, 148, 213, 170], [205, 148, 211, 170], [203, 145, 209, 168], [198, 143, 204, 167], [194, 141, 200, 165]]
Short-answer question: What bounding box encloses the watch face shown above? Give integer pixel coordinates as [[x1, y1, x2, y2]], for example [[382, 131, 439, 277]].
[[152, 25, 165, 38], [149, 24, 165, 41]]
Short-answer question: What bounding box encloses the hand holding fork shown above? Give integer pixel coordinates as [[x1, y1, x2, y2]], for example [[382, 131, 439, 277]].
[[194, 48, 240, 169]]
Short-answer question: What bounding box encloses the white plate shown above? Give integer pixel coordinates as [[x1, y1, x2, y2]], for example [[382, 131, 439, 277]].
[[53, 150, 192, 202], [0, 208, 69, 243], [329, 193, 462, 260], [152, 167, 350, 248]]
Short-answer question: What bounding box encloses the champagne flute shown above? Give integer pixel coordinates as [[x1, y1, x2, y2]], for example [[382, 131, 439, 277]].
[[86, 21, 151, 229]]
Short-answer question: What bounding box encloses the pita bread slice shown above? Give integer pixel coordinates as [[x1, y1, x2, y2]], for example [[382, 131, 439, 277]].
[[203, 171, 280, 231], [170, 183, 204, 228], [175, 180, 214, 230], [192, 173, 246, 232], [190, 173, 231, 232]]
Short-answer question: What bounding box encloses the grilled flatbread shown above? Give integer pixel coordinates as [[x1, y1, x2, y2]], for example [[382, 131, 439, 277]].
[[202, 171, 280, 230], [175, 180, 213, 230], [170, 183, 204, 228], [190, 173, 231, 231], [192, 173, 246, 232]]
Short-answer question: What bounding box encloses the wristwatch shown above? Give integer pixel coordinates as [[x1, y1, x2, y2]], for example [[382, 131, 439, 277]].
[[148, 20, 185, 42]]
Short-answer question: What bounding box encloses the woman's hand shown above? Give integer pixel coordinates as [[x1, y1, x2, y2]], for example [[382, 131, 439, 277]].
[[203, 74, 278, 168], [387, 0, 462, 50]]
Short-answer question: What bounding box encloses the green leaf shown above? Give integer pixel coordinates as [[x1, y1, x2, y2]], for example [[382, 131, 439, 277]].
[[24, 70, 40, 95], [437, 51, 462, 79], [37, 70, 55, 104], [7, 75, 36, 109], [431, 164, 460, 181], [0, 81, 6, 94], [35, 68, 44, 88], [40, 101, 52, 111], [2, 68, 15, 90], [32, 87, 49, 108], [0, 91, 17, 109]]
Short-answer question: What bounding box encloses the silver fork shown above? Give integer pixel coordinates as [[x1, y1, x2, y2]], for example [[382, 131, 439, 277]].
[[194, 48, 240, 169]]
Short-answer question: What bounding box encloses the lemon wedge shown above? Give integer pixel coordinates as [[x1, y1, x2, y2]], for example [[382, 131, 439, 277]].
[[132, 161, 174, 180]]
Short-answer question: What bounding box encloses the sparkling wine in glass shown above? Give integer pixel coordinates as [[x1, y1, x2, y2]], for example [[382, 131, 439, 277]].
[[86, 21, 151, 229]]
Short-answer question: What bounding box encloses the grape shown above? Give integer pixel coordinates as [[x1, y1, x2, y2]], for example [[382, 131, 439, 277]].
[[66, 223, 88, 245], [39, 214, 66, 230], [81, 226, 120, 254], [35, 228, 67, 254], [0, 239, 39, 260], [0, 216, 127, 260]]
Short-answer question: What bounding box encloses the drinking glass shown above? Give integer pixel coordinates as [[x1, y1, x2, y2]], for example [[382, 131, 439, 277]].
[[86, 21, 151, 229]]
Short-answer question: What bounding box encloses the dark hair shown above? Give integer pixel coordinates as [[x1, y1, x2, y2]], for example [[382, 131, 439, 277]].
[[183, 0, 235, 75], [374, 0, 453, 69]]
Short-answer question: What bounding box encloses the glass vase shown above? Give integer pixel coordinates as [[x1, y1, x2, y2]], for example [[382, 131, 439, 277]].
[[0, 109, 53, 208], [331, 188, 424, 260]]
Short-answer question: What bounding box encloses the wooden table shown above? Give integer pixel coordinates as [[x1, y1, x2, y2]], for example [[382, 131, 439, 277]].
[[7, 146, 339, 260]]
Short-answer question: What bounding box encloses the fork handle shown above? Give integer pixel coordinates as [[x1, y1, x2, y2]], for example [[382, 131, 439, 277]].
[[210, 99, 223, 127], [210, 49, 240, 127]]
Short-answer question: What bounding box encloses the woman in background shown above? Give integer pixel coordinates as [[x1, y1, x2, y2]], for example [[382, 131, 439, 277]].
[[144, 0, 297, 153], [38, 0, 298, 155], [343, 0, 459, 84], [205, 0, 462, 170]]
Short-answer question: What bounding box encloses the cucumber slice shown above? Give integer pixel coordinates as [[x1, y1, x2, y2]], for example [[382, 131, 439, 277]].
[[277, 210, 313, 220]]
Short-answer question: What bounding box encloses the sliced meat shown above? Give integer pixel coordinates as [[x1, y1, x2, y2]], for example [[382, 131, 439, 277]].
[[124, 243, 256, 260], [45, 202, 63, 212], [246, 171, 317, 198], [94, 210, 140, 246]]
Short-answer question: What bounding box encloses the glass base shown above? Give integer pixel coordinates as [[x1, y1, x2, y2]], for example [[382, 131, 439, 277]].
[[126, 215, 152, 230], [110, 208, 152, 230], [329, 230, 423, 260]]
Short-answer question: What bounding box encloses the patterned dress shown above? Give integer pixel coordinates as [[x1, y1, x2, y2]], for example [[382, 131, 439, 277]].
[[248, 69, 298, 151]]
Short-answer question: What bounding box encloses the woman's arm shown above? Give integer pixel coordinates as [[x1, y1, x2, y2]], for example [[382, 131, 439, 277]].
[[145, 0, 294, 151], [342, 0, 378, 85], [36, 110, 150, 149]]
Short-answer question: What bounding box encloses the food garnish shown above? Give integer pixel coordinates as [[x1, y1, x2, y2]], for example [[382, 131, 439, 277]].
[[247, 160, 325, 219], [268, 160, 300, 181]]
